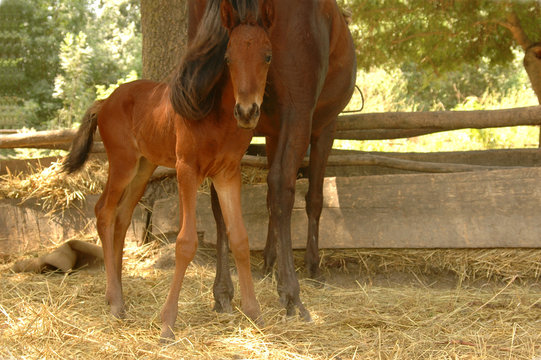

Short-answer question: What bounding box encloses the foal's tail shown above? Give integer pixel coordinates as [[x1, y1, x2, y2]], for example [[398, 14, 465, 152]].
[[62, 100, 103, 174]]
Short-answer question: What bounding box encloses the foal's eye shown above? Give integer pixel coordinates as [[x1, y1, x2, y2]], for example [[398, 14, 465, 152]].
[[264, 54, 272, 64]]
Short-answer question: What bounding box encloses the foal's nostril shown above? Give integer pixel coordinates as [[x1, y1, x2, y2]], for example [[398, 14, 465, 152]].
[[251, 103, 260, 119], [234, 103, 261, 122]]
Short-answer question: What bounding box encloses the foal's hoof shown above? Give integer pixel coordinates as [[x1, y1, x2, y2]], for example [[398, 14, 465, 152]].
[[160, 327, 175, 344], [109, 304, 126, 319], [243, 306, 263, 326], [300, 306, 313, 322]]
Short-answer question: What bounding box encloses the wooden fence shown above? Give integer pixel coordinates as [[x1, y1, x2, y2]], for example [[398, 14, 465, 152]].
[[2, 106, 541, 250], [2, 105, 541, 174]]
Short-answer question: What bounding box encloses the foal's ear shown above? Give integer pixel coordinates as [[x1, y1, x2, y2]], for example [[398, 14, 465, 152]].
[[260, 0, 274, 29], [220, 0, 239, 32]]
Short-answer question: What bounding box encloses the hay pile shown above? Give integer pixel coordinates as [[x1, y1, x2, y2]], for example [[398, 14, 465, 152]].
[[2, 243, 541, 359], [2, 159, 541, 358], [0, 158, 107, 214], [0, 157, 268, 213]]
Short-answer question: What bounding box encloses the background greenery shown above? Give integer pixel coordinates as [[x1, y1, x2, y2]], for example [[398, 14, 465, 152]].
[[0, 0, 140, 129], [0, 0, 540, 152]]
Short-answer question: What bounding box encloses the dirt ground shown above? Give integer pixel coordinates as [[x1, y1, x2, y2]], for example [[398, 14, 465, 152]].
[[1, 243, 541, 359]]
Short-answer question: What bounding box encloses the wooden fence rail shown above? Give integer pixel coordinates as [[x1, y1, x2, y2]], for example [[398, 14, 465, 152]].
[[2, 106, 541, 147], [335, 106, 541, 140], [3, 107, 541, 250], [2, 106, 541, 173]]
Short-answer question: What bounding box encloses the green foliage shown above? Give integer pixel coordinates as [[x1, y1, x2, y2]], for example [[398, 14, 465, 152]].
[[345, 0, 541, 110], [0, 0, 141, 129], [53, 32, 94, 128], [348, 0, 541, 71], [336, 62, 540, 152], [95, 70, 138, 100]]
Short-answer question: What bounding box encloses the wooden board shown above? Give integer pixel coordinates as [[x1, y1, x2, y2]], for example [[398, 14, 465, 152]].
[[4, 166, 541, 256], [150, 167, 541, 249], [0, 196, 148, 257]]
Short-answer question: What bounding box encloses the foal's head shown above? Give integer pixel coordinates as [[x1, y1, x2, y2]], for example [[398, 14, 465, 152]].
[[220, 0, 273, 129]]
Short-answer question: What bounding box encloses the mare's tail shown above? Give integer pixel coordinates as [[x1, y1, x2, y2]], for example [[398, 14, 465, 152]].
[[62, 100, 103, 174]]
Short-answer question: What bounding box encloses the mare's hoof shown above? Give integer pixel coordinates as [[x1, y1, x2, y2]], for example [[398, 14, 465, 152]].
[[282, 296, 312, 322], [213, 295, 233, 314], [307, 267, 324, 282], [253, 314, 265, 328], [300, 306, 313, 322]]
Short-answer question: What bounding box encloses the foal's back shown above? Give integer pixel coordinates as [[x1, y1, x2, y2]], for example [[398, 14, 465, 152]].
[[98, 79, 252, 177], [98, 80, 177, 168]]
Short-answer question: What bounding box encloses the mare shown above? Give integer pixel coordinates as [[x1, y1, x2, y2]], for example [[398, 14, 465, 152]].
[[63, 0, 273, 341], [171, 0, 357, 320]]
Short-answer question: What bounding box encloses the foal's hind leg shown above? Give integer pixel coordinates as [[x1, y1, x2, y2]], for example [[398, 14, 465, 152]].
[[305, 121, 335, 279], [96, 155, 139, 318], [112, 157, 157, 271], [211, 184, 235, 313]]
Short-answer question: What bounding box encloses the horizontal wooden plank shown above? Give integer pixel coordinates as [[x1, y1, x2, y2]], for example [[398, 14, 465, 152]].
[[0, 196, 147, 257], [151, 167, 541, 249], [326, 148, 541, 177], [2, 107, 541, 150], [4, 166, 541, 254], [337, 105, 541, 131]]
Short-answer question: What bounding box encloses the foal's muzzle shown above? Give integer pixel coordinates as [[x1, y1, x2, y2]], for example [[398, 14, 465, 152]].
[[234, 103, 260, 129]]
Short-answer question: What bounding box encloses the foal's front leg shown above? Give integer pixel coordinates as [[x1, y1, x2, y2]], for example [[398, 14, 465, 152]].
[[212, 171, 261, 323], [160, 164, 200, 341]]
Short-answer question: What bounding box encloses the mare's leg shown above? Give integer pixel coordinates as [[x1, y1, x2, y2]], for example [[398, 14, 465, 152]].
[[266, 121, 312, 321], [262, 136, 278, 274], [304, 121, 335, 279], [160, 163, 200, 341], [213, 171, 261, 322], [211, 184, 235, 313], [95, 154, 139, 318]]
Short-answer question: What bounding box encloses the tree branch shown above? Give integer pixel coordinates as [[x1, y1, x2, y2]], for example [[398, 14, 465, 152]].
[[496, 10, 533, 50]]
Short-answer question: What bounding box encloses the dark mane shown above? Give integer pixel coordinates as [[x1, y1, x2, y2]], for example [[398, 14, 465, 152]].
[[170, 0, 260, 120]]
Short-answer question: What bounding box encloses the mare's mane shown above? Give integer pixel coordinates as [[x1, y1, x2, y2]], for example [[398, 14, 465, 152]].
[[170, 0, 261, 121]]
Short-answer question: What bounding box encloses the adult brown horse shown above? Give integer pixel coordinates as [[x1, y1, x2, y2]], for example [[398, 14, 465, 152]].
[[171, 0, 356, 320], [63, 0, 273, 340]]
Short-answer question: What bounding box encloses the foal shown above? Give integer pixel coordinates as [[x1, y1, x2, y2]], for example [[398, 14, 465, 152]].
[[63, 0, 273, 340]]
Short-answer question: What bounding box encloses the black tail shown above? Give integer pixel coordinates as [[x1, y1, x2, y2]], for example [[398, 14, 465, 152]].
[[62, 100, 103, 174]]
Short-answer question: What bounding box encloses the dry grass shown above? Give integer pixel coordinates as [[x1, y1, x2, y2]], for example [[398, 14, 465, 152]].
[[2, 243, 541, 360], [2, 159, 541, 359], [0, 157, 268, 214], [0, 158, 107, 215]]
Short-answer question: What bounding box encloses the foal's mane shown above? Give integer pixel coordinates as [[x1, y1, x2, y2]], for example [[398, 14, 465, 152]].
[[170, 0, 261, 121]]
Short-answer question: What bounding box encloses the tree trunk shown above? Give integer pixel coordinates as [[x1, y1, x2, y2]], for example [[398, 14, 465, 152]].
[[140, 0, 187, 81], [524, 43, 541, 104], [522, 43, 541, 146], [494, 8, 541, 145]]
